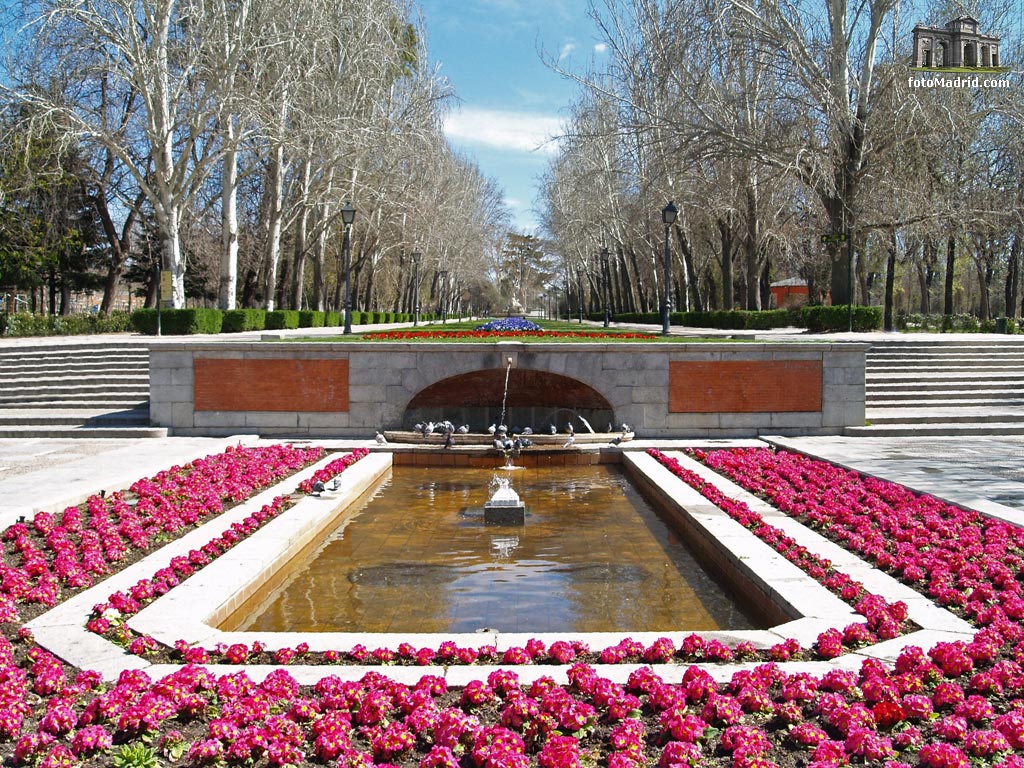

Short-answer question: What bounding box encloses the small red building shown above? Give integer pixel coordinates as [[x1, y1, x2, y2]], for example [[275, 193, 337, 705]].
[[770, 278, 810, 309]]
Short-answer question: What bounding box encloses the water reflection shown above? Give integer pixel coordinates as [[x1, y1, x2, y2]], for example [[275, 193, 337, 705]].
[[230, 465, 758, 634]]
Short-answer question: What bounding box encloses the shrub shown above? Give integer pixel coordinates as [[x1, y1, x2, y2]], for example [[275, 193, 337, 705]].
[[325, 311, 342, 327], [130, 308, 223, 335], [0, 310, 134, 337], [800, 305, 882, 332], [265, 310, 300, 330], [298, 310, 325, 328], [221, 309, 267, 333]]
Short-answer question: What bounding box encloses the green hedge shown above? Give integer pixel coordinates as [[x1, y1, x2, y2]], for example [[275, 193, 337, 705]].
[[325, 311, 342, 326], [800, 305, 882, 332], [298, 310, 325, 328], [896, 312, 1018, 333], [265, 310, 300, 330], [0, 311, 134, 337], [130, 308, 223, 335], [221, 309, 267, 333]]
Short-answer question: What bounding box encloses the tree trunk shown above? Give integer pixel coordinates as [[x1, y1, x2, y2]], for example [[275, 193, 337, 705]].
[[943, 235, 956, 318], [718, 216, 734, 311], [744, 183, 760, 310], [219, 122, 239, 310], [1006, 227, 1021, 318], [262, 141, 285, 311], [290, 159, 311, 310], [884, 230, 897, 331]]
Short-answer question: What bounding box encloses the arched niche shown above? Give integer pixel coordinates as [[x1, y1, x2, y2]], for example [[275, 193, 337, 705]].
[[403, 368, 614, 432]]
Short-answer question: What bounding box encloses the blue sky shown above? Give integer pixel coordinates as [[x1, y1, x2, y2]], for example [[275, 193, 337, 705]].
[[417, 0, 607, 233]]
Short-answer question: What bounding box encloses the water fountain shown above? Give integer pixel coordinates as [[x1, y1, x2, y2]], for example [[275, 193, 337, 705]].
[[483, 475, 526, 525]]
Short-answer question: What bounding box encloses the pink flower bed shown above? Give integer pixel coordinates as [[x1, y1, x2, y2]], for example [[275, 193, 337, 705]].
[[2, 444, 1024, 768]]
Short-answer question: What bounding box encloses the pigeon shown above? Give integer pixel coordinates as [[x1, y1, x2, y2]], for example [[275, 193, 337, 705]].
[[456, 424, 469, 434], [443, 433, 454, 449], [620, 423, 631, 433], [549, 424, 557, 434], [488, 424, 497, 434], [562, 435, 575, 448], [521, 427, 533, 435], [375, 432, 387, 444], [311, 481, 326, 496], [440, 420, 455, 434], [493, 438, 505, 450], [517, 437, 533, 449], [565, 423, 574, 436], [497, 424, 508, 434], [423, 421, 435, 435], [413, 422, 424, 433]]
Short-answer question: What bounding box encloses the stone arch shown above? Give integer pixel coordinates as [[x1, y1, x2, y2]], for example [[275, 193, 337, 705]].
[[402, 368, 615, 432]]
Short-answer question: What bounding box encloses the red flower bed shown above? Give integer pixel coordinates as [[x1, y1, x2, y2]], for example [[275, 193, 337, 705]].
[[362, 330, 659, 340], [3, 444, 1024, 768]]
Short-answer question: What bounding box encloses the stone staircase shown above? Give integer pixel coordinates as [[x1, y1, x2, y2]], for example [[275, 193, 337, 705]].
[[0, 343, 167, 437], [846, 338, 1024, 436]]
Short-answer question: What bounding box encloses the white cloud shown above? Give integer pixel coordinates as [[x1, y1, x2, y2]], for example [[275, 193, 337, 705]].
[[558, 41, 576, 61], [594, 42, 608, 54], [444, 108, 563, 155]]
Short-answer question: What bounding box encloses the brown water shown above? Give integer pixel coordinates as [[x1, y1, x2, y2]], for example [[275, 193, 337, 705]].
[[226, 465, 758, 634]]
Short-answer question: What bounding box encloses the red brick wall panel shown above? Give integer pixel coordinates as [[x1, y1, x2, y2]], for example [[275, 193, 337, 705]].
[[669, 360, 822, 413], [194, 358, 349, 412]]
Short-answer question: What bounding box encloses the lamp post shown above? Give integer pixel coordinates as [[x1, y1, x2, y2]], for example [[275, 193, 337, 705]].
[[576, 266, 584, 323], [438, 270, 449, 323], [340, 201, 356, 334], [661, 201, 678, 336], [411, 251, 421, 326], [601, 247, 611, 327]]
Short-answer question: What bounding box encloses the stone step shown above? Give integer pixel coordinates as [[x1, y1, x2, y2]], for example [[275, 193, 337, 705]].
[[0, 408, 152, 427], [866, 409, 1024, 424], [0, 399, 149, 409], [868, 368, 1024, 376], [866, 380, 1024, 393], [0, 363, 148, 375], [0, 375, 150, 388], [866, 393, 1024, 406], [0, 425, 168, 438], [866, 371, 1024, 382], [868, 399, 1019, 411], [845, 422, 1024, 437]]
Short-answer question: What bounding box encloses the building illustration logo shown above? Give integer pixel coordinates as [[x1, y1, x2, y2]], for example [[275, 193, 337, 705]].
[[911, 15, 1002, 70]]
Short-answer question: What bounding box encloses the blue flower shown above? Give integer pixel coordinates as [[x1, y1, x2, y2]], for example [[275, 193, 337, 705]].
[[473, 317, 544, 332]]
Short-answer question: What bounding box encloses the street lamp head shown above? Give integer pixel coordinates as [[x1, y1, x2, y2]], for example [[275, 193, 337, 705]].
[[341, 201, 356, 226], [662, 200, 678, 225], [411, 251, 421, 264]]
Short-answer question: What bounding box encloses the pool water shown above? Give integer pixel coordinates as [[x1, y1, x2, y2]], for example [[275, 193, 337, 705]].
[[224, 465, 759, 634]]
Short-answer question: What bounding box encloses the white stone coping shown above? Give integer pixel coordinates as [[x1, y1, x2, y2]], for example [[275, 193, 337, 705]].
[[25, 443, 973, 684]]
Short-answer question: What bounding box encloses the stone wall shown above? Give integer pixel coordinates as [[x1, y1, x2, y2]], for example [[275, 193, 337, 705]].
[[149, 341, 866, 438]]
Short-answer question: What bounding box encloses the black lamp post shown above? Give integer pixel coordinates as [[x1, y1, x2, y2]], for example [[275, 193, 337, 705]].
[[340, 201, 356, 334], [411, 251, 421, 326], [661, 201, 678, 336], [601, 247, 611, 328], [438, 270, 449, 323], [576, 266, 584, 323]]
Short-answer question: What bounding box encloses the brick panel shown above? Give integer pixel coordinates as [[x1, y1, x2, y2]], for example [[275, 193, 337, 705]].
[[194, 358, 349, 412], [669, 360, 822, 413]]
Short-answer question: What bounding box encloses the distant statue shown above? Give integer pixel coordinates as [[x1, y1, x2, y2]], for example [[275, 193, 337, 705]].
[[508, 296, 524, 315]]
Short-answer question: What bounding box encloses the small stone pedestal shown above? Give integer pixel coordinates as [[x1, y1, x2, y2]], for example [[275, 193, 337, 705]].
[[484, 502, 526, 525]]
